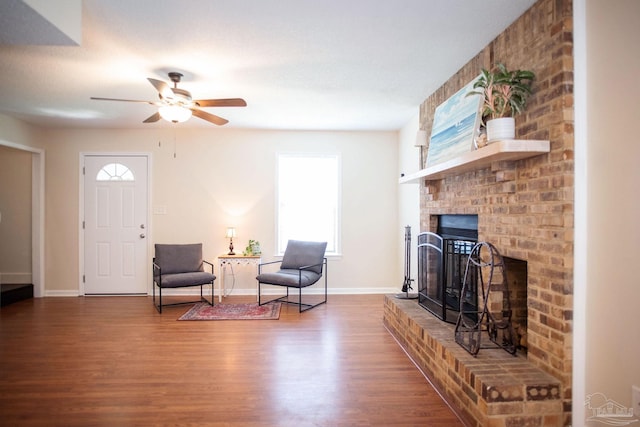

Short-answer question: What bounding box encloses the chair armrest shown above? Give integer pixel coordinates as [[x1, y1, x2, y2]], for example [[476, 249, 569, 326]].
[[258, 259, 283, 273], [259, 260, 283, 266], [299, 258, 327, 272], [152, 260, 161, 286], [153, 260, 161, 275], [203, 259, 215, 274]]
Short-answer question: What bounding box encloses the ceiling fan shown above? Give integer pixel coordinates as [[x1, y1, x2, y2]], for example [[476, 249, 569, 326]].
[[90, 72, 246, 125]]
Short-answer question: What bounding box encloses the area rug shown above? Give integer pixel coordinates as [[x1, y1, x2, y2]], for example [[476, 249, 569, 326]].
[[178, 302, 281, 321]]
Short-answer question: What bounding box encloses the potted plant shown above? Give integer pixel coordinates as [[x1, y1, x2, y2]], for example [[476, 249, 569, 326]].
[[243, 239, 261, 256], [468, 63, 535, 142]]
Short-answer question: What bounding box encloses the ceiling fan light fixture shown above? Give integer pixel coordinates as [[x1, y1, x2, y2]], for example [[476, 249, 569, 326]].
[[158, 105, 192, 123], [91, 73, 245, 125]]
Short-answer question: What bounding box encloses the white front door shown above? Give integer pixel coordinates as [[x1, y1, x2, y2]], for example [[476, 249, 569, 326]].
[[83, 155, 149, 294]]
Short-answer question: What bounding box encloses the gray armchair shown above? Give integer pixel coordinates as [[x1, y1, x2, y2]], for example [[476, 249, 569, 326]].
[[256, 240, 327, 312], [153, 243, 215, 313]]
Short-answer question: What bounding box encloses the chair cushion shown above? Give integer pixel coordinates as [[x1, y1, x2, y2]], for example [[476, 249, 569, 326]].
[[155, 243, 203, 274], [257, 269, 321, 288], [156, 271, 216, 288], [280, 240, 327, 274]]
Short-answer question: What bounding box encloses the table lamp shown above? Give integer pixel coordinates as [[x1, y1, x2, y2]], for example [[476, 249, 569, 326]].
[[225, 227, 237, 255]]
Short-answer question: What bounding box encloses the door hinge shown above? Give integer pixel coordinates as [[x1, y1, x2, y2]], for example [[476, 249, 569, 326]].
[[82, 275, 85, 283], [83, 166, 85, 175], [82, 220, 85, 229]]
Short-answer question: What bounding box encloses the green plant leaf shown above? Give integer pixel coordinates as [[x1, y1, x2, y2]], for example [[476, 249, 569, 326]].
[[466, 63, 535, 120]]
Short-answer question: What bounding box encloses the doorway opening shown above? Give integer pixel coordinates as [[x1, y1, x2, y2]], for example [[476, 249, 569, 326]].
[[0, 140, 44, 298]]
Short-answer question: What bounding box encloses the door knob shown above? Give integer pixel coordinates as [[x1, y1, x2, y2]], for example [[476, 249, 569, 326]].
[[140, 233, 146, 239]]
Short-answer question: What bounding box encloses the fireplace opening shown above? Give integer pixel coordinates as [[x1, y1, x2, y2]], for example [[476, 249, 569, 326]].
[[417, 215, 528, 354], [503, 256, 528, 353], [437, 214, 478, 240], [418, 215, 479, 323]]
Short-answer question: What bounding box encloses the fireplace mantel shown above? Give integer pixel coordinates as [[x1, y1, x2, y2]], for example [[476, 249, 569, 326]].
[[399, 139, 550, 183]]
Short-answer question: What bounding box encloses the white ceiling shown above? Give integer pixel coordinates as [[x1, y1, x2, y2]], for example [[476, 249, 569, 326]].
[[0, 0, 536, 131]]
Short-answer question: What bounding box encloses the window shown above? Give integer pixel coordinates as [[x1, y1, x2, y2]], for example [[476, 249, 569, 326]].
[[277, 154, 340, 255], [96, 163, 134, 181]]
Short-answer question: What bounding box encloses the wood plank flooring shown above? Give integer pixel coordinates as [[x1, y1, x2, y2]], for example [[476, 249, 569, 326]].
[[0, 294, 464, 427]]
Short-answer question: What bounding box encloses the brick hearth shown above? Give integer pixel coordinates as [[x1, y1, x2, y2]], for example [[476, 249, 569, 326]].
[[412, 0, 575, 425], [384, 296, 562, 427]]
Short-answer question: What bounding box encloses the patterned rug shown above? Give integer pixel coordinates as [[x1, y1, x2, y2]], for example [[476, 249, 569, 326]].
[[178, 302, 281, 321]]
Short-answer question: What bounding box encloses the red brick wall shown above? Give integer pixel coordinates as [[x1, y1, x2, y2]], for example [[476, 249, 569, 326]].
[[417, 0, 574, 424]]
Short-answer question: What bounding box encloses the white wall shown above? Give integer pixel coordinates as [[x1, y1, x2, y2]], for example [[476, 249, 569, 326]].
[[0, 114, 42, 147], [574, 1, 640, 424], [28, 127, 399, 295], [397, 113, 422, 291]]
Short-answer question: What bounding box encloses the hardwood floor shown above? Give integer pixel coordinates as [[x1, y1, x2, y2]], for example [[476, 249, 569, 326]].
[[0, 294, 464, 427]]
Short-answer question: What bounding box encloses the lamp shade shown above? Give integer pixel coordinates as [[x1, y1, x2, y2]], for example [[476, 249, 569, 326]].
[[225, 227, 237, 238], [158, 105, 192, 123], [414, 130, 428, 147]]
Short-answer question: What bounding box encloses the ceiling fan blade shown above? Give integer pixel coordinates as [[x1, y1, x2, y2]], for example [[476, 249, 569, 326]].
[[194, 98, 247, 108], [90, 97, 156, 104], [191, 108, 229, 126], [143, 112, 161, 123], [147, 78, 174, 100]]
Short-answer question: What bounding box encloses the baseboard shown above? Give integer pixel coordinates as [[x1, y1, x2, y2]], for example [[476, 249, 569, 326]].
[[45, 290, 81, 297], [327, 287, 398, 294], [229, 287, 398, 296], [44, 287, 399, 297]]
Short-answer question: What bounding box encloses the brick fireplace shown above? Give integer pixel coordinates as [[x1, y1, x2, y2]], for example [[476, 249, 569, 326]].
[[388, 1, 574, 426]]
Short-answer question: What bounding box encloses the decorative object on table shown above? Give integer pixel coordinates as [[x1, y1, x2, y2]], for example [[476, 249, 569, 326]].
[[225, 227, 236, 255], [467, 63, 535, 142], [242, 239, 262, 256], [178, 302, 281, 320], [426, 76, 483, 168]]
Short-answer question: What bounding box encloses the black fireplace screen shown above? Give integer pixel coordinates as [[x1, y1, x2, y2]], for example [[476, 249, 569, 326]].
[[418, 215, 479, 323]]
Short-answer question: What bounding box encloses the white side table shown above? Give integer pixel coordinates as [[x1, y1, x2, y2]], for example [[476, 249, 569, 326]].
[[217, 254, 262, 302]]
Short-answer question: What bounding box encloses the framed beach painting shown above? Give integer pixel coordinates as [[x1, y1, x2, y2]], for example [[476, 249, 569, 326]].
[[426, 76, 483, 168]]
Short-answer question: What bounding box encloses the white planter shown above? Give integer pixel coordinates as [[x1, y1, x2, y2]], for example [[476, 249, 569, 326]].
[[486, 117, 515, 142]]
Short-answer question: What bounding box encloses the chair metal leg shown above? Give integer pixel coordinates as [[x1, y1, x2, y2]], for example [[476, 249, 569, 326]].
[[257, 258, 328, 312], [211, 281, 215, 306], [259, 282, 327, 313], [258, 281, 290, 307], [299, 286, 302, 313], [154, 281, 214, 314], [200, 281, 214, 306]]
